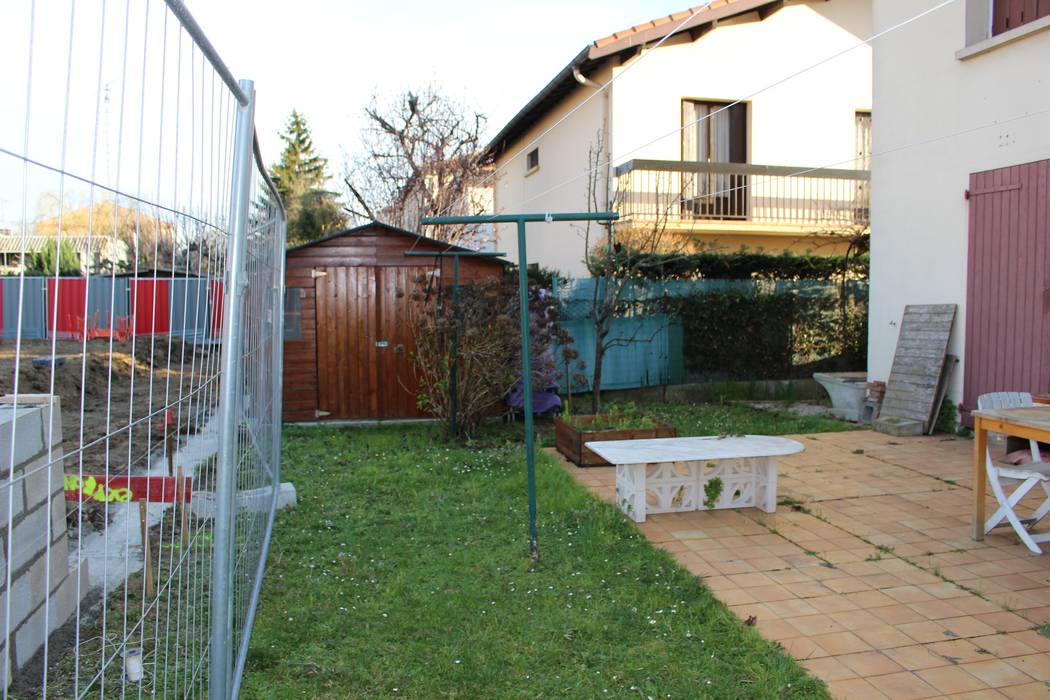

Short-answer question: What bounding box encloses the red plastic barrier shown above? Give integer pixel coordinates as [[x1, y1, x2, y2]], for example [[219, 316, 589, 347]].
[[64, 474, 192, 503], [131, 279, 170, 336], [210, 280, 224, 337], [46, 278, 88, 337]]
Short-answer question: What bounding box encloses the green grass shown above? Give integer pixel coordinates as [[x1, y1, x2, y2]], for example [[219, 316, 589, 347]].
[[241, 423, 830, 699], [615, 400, 859, 439]]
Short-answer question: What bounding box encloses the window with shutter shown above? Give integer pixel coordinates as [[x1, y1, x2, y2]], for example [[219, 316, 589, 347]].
[[992, 0, 1050, 36]]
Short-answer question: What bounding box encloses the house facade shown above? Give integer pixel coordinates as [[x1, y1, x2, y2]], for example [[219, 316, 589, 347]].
[[867, 0, 1050, 423], [486, 0, 873, 277]]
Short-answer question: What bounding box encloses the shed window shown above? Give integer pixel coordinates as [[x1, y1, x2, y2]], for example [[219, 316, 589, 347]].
[[283, 288, 302, 340], [993, 0, 1050, 35], [526, 148, 539, 173]]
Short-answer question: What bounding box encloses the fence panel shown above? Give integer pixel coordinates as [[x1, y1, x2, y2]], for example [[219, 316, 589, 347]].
[[0, 2, 285, 698], [556, 277, 868, 391]]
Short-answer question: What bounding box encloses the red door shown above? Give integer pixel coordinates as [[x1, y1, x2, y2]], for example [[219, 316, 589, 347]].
[[962, 159, 1050, 424]]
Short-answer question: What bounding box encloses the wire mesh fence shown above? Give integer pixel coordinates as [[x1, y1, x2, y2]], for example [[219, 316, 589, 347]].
[[0, 1, 285, 697]]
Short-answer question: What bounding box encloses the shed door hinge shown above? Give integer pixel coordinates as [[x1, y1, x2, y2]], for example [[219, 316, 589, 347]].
[[312, 269, 328, 278], [314, 409, 331, 418]]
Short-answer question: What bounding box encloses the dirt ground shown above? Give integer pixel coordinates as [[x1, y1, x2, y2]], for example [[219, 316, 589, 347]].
[[0, 337, 219, 475]]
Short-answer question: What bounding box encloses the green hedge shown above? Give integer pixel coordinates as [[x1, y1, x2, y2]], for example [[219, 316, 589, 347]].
[[601, 250, 869, 281], [668, 290, 867, 381]]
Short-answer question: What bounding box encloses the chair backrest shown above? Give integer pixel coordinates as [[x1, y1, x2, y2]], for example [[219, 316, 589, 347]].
[[977, 392, 1034, 411], [977, 391, 1039, 464]]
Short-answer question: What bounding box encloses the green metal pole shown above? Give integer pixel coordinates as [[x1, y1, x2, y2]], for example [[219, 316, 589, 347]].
[[450, 255, 460, 437], [516, 218, 539, 561]]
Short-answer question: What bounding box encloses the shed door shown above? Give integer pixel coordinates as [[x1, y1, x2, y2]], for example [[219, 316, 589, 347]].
[[962, 159, 1050, 424], [314, 266, 425, 419]]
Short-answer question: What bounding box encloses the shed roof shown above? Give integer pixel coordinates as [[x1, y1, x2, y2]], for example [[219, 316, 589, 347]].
[[287, 221, 510, 263], [483, 0, 781, 161]]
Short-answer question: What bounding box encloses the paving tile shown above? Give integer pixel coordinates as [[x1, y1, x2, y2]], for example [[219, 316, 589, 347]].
[[838, 650, 907, 676], [788, 613, 847, 636], [999, 682, 1050, 699], [968, 634, 1040, 658], [960, 659, 1037, 688], [1003, 654, 1050, 682], [804, 656, 858, 683], [779, 635, 828, 660], [827, 677, 892, 700], [926, 639, 994, 665], [916, 665, 991, 694], [974, 612, 1039, 634], [810, 630, 872, 655], [883, 644, 954, 671], [867, 670, 942, 699], [855, 624, 921, 650]]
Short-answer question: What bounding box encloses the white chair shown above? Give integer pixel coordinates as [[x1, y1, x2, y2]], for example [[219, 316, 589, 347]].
[[977, 392, 1050, 554]]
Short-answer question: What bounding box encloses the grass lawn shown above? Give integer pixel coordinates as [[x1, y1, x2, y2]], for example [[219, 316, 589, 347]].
[[241, 402, 845, 698]]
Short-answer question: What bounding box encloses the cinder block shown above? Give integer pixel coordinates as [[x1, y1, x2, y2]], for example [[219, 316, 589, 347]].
[[14, 600, 46, 667], [50, 493, 68, 543], [47, 537, 69, 594], [874, 416, 924, 437], [9, 505, 49, 573], [11, 556, 46, 630], [0, 407, 45, 475], [47, 573, 75, 634], [0, 395, 61, 449], [22, 454, 59, 510], [0, 481, 26, 529]]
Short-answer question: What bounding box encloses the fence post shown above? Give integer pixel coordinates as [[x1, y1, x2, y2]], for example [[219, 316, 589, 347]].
[[210, 77, 256, 700]]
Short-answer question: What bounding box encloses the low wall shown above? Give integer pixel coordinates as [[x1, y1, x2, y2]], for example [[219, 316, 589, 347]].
[[578, 378, 826, 405], [0, 395, 88, 687]]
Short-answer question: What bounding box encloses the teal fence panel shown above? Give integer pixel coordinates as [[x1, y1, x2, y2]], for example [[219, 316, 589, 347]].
[[554, 277, 867, 392]]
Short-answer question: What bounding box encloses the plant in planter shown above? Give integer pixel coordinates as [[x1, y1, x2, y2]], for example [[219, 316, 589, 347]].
[[555, 402, 677, 467]]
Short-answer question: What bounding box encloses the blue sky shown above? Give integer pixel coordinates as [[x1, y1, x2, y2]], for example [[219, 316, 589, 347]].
[[187, 0, 700, 179]]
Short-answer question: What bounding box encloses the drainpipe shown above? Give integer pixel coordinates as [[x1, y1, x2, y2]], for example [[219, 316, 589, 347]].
[[573, 66, 612, 213]]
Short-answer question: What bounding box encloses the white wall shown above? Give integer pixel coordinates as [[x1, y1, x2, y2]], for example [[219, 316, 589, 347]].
[[868, 0, 1050, 407], [492, 64, 612, 277], [491, 0, 872, 276], [610, 0, 871, 168]]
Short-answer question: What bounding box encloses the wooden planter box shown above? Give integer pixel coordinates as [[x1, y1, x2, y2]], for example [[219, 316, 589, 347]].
[[555, 416, 677, 467]]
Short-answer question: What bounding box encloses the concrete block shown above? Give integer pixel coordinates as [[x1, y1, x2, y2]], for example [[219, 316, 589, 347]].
[[11, 556, 46, 630], [22, 455, 62, 510], [874, 416, 924, 437], [9, 505, 49, 573], [0, 395, 61, 449], [278, 482, 297, 510], [47, 537, 69, 594], [49, 493, 68, 542], [0, 407, 44, 475], [14, 601, 46, 668], [47, 573, 76, 634], [0, 484, 25, 536]]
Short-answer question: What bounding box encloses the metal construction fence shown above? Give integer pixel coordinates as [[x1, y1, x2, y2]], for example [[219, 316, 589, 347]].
[[0, 1, 285, 698], [0, 276, 224, 342], [553, 278, 869, 391]]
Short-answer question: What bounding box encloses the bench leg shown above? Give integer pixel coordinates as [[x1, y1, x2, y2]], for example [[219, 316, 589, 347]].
[[756, 457, 778, 513], [615, 463, 647, 523]]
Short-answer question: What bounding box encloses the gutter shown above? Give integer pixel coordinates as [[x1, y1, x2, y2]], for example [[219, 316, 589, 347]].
[[573, 66, 612, 213]]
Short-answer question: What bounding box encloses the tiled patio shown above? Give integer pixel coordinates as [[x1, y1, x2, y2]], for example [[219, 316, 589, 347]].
[[553, 430, 1050, 699]]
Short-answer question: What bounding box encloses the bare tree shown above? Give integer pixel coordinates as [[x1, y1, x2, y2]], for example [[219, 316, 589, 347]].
[[344, 88, 492, 247], [578, 130, 687, 414]]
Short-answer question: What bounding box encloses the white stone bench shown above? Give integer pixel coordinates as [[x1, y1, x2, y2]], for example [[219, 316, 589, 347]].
[[584, 435, 804, 523]]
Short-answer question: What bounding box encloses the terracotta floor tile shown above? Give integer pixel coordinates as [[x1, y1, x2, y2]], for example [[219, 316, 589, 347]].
[[1000, 682, 1050, 699], [960, 659, 1037, 688], [779, 635, 828, 660], [1004, 654, 1050, 682], [810, 630, 873, 655], [783, 580, 833, 598], [946, 690, 1012, 700], [867, 670, 942, 699], [910, 600, 971, 621], [764, 597, 821, 618], [755, 617, 801, 641], [926, 639, 994, 665], [808, 594, 861, 614], [967, 634, 1039, 658], [855, 623, 921, 650], [900, 620, 961, 644], [916, 665, 990, 694], [1010, 631, 1050, 653], [828, 609, 886, 630], [888, 585, 940, 604], [788, 613, 847, 636], [883, 644, 953, 671], [804, 656, 858, 683], [827, 677, 892, 700], [844, 589, 900, 609], [742, 583, 798, 602], [838, 650, 907, 676], [974, 612, 1039, 633], [825, 576, 875, 594]]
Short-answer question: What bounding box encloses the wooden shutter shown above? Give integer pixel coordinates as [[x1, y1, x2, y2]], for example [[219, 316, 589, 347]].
[[993, 0, 1050, 36]]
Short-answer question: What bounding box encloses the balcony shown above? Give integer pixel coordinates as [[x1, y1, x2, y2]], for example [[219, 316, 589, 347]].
[[613, 159, 870, 231]]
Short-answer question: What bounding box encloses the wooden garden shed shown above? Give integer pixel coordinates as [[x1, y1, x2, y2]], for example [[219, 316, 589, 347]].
[[282, 222, 508, 422]]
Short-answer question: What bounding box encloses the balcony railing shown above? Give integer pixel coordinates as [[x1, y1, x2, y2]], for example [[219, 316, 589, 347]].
[[613, 159, 870, 229]]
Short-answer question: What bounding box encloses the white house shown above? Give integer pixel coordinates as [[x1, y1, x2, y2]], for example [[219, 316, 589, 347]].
[[485, 0, 874, 277], [867, 0, 1050, 423]]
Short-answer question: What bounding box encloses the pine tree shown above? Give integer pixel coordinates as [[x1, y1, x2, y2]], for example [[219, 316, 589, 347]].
[[270, 111, 346, 246]]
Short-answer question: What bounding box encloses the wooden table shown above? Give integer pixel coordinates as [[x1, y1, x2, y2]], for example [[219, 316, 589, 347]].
[[584, 435, 804, 523], [971, 405, 1050, 539]]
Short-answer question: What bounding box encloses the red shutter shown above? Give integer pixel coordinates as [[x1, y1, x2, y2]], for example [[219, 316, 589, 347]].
[[993, 0, 1050, 35], [962, 159, 1050, 425]]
